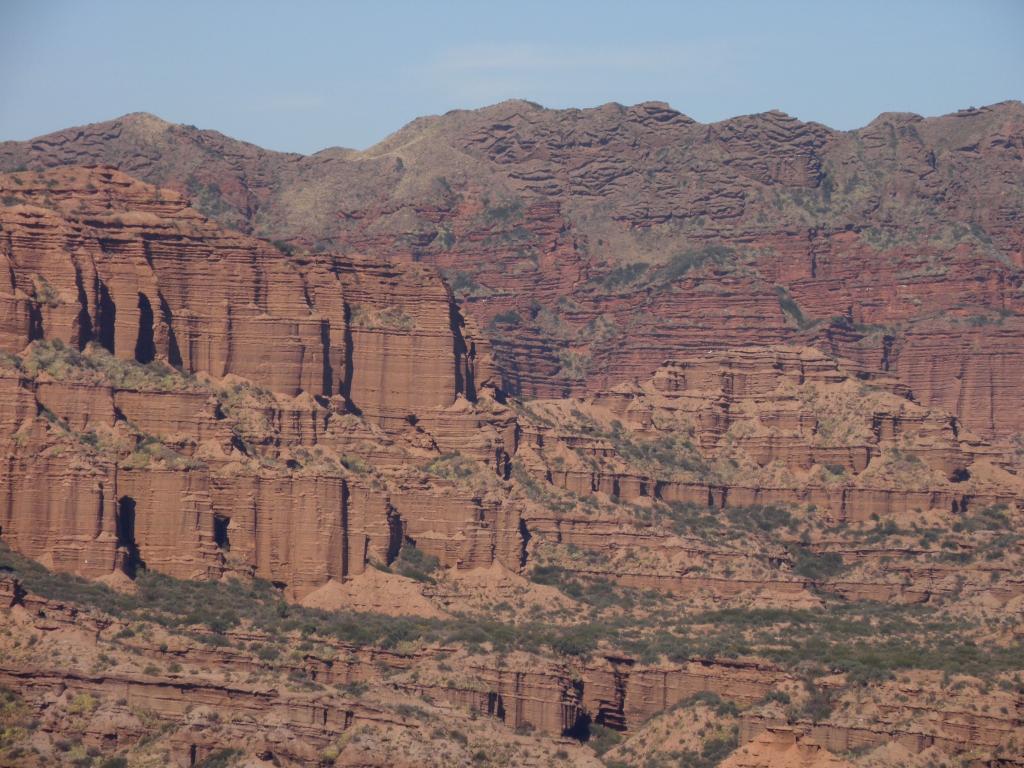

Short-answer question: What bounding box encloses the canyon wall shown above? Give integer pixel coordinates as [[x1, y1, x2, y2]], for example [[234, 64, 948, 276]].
[[0, 167, 516, 598], [1, 169, 1021, 610], [2, 102, 1021, 438]]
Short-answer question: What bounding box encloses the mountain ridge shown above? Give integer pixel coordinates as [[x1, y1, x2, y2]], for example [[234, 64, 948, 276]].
[[2, 98, 1022, 441], [1, 109, 1023, 767], [14, 97, 1021, 157]]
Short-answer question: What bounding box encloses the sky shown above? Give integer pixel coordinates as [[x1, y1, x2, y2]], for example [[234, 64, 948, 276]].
[[0, 0, 1021, 154]]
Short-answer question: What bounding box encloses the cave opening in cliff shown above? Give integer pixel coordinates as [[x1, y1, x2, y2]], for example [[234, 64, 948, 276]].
[[135, 292, 156, 364], [518, 518, 531, 570], [213, 514, 231, 550], [116, 496, 142, 575], [97, 282, 116, 353], [950, 467, 971, 483], [486, 691, 506, 722], [564, 711, 592, 742], [27, 302, 43, 341], [385, 510, 403, 565], [158, 293, 183, 367], [74, 265, 94, 349]]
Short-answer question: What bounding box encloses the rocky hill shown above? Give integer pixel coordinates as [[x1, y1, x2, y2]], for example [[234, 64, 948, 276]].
[[0, 165, 1019, 765], [2, 101, 1023, 441], [0, 104, 1022, 768]]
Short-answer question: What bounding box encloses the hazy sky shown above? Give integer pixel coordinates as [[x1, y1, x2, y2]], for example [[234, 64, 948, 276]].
[[1, 0, 1021, 154]]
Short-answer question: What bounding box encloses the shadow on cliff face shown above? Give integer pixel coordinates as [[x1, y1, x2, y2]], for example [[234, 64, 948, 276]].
[[563, 711, 625, 755], [116, 496, 144, 577], [98, 282, 116, 354], [213, 514, 231, 551], [564, 710, 591, 741], [134, 292, 156, 364]]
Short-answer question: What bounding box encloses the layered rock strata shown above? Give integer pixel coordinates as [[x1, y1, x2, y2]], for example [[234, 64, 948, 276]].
[[3, 102, 1022, 437]]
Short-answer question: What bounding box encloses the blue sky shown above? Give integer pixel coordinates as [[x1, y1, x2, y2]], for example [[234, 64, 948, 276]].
[[1, 0, 1021, 153]]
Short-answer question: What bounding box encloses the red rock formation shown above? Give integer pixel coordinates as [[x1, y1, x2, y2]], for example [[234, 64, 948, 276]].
[[3, 102, 1021, 437], [512, 345, 1023, 608], [532, 346, 1022, 515], [2, 189, 1020, 612], [0, 167, 491, 413], [722, 728, 854, 768], [0, 167, 516, 596], [583, 656, 787, 731], [2, 108, 1023, 768]]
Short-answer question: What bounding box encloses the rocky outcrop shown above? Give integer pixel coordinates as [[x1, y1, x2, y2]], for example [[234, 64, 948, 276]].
[[582, 656, 787, 731], [0, 663, 396, 766], [513, 345, 1023, 609], [740, 704, 1023, 763], [2, 108, 1023, 768], [540, 345, 1022, 510], [0, 166, 491, 413], [0, 167, 518, 596], [1, 578, 784, 740], [3, 102, 1021, 437], [722, 728, 854, 768]]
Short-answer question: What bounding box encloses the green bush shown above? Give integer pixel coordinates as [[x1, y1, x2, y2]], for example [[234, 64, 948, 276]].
[[490, 310, 522, 327], [657, 245, 734, 283], [776, 286, 814, 328], [725, 505, 792, 532], [423, 452, 477, 481], [254, 644, 279, 661], [550, 624, 602, 657], [662, 501, 721, 535], [591, 262, 650, 291], [673, 727, 739, 768], [197, 749, 241, 768], [612, 434, 709, 478], [792, 551, 844, 581], [436, 227, 456, 250], [681, 691, 739, 717], [798, 680, 833, 721], [482, 198, 524, 223], [4, 541, 1022, 687], [22, 340, 197, 392], [393, 543, 440, 583], [270, 240, 295, 256], [529, 565, 631, 610], [587, 723, 622, 755], [340, 454, 369, 474], [959, 504, 1011, 532]]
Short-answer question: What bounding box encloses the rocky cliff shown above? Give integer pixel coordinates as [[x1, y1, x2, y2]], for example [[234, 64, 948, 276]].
[[2, 101, 1022, 438], [0, 166, 514, 598], [0, 119, 1022, 767]]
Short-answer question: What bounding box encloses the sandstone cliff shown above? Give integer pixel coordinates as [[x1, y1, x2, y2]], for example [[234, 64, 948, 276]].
[[2, 102, 1022, 438], [0, 167, 513, 597], [1, 161, 1023, 767]]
